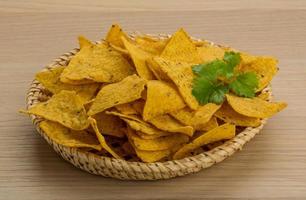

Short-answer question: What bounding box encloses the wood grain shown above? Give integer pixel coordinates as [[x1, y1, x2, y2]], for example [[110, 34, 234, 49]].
[[0, 1, 306, 199]]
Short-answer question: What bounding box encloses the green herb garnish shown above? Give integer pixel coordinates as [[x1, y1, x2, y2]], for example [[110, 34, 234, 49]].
[[192, 51, 259, 104]]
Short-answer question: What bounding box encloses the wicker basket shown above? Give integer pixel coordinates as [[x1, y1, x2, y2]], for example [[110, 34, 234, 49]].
[[26, 33, 271, 180]]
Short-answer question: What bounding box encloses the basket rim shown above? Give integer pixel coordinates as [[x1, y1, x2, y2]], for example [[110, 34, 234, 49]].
[[25, 32, 271, 179]]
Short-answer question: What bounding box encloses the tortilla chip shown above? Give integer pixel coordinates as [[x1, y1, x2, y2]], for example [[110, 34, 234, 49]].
[[40, 120, 101, 150], [121, 36, 155, 80], [115, 103, 138, 115], [215, 102, 261, 127], [148, 114, 194, 137], [143, 80, 186, 121], [200, 116, 219, 131], [153, 57, 199, 110], [60, 37, 135, 84], [126, 126, 189, 151], [146, 57, 171, 80], [170, 103, 221, 130], [135, 36, 168, 55], [21, 90, 89, 130], [133, 148, 171, 163], [35, 66, 100, 102], [173, 123, 235, 159], [78, 35, 92, 49], [257, 91, 270, 101], [105, 24, 128, 48], [92, 112, 125, 138], [89, 117, 121, 159], [197, 44, 226, 63], [226, 94, 287, 118], [131, 99, 145, 115], [88, 75, 146, 116], [161, 28, 202, 63], [106, 111, 172, 137], [237, 56, 278, 91]]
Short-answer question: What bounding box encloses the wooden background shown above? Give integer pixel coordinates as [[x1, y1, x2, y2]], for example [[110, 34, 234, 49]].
[[1, 1, 306, 199]]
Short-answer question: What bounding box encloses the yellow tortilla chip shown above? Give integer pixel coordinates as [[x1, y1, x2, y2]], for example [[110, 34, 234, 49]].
[[126, 126, 189, 151], [226, 94, 287, 118], [148, 114, 194, 137], [60, 37, 135, 84], [88, 75, 146, 116], [215, 102, 261, 127], [35, 66, 100, 102], [78, 35, 92, 49], [146, 57, 170, 81], [21, 90, 89, 130], [115, 103, 138, 115], [161, 28, 202, 63], [173, 123, 235, 159], [237, 56, 278, 91], [153, 57, 199, 110], [133, 148, 171, 163], [105, 24, 128, 48], [135, 36, 168, 55], [200, 116, 219, 131], [40, 120, 101, 150], [131, 99, 145, 115], [106, 111, 172, 137], [92, 112, 125, 138], [170, 103, 221, 130], [143, 80, 185, 121], [121, 36, 155, 80], [197, 44, 226, 63], [257, 90, 270, 101], [89, 117, 121, 159]]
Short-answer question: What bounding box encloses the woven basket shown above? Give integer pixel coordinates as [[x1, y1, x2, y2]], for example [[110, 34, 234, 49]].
[[26, 33, 271, 180]]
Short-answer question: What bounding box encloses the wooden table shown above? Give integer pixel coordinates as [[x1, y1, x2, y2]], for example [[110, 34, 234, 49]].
[[1, 1, 306, 199]]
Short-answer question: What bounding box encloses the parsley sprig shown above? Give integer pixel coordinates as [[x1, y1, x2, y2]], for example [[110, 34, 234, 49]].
[[192, 51, 259, 105]]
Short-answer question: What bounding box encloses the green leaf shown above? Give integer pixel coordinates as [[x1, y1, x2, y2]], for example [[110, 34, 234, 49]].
[[220, 51, 241, 79], [229, 72, 259, 97], [192, 76, 228, 105], [192, 59, 225, 82]]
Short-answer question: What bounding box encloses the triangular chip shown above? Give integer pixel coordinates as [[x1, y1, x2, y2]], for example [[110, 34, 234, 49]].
[[200, 116, 219, 131], [197, 44, 226, 63], [214, 102, 261, 127], [135, 35, 168, 55], [173, 123, 235, 159], [226, 94, 287, 118], [143, 80, 185, 121], [35, 66, 100, 102], [161, 28, 202, 63], [60, 37, 135, 84], [91, 112, 125, 138], [88, 75, 146, 116], [133, 148, 171, 163], [40, 120, 101, 151], [146, 57, 171, 80], [115, 103, 138, 115], [126, 126, 189, 151], [106, 111, 172, 137], [78, 35, 92, 49], [153, 57, 199, 110], [131, 99, 145, 115], [170, 103, 221, 130], [237, 56, 278, 91], [21, 90, 89, 130], [121, 36, 155, 80], [89, 117, 121, 159], [105, 24, 128, 48], [148, 114, 194, 137]]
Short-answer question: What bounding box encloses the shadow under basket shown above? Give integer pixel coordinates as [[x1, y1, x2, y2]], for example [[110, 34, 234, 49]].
[[26, 34, 270, 180]]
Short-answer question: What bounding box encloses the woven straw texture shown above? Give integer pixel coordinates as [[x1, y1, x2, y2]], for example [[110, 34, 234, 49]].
[[25, 34, 271, 180]]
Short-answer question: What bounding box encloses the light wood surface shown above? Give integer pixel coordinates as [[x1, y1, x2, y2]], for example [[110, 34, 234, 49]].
[[1, 1, 306, 199]]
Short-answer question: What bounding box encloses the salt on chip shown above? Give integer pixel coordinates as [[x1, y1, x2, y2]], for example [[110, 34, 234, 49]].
[[215, 102, 261, 127], [148, 114, 194, 137], [153, 57, 199, 110], [21, 90, 89, 130], [92, 112, 125, 138], [161, 28, 202, 63], [105, 24, 128, 48], [170, 103, 221, 130], [197, 44, 226, 63], [88, 75, 146, 116], [60, 37, 135, 84], [126, 126, 189, 151], [143, 80, 185, 121], [173, 123, 235, 159], [40, 120, 101, 151], [35, 66, 100, 103], [89, 117, 121, 159], [106, 111, 172, 137], [237, 56, 278, 91], [121, 36, 155, 80], [226, 94, 287, 118]]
